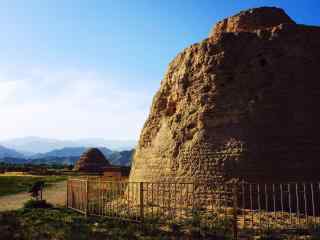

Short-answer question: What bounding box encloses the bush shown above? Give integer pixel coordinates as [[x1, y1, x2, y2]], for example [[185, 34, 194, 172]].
[[23, 199, 53, 209]]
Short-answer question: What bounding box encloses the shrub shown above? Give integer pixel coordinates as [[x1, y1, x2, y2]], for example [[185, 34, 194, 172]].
[[29, 180, 45, 200], [23, 199, 53, 209]]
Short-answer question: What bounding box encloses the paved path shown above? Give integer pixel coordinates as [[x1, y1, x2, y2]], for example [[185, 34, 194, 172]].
[[0, 181, 67, 211]]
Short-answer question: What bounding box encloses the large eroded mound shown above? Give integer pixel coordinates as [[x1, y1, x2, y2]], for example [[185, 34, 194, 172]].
[[130, 7, 320, 183], [209, 7, 295, 40]]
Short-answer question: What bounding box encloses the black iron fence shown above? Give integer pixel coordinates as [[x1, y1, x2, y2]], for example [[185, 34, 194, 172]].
[[67, 178, 320, 239]]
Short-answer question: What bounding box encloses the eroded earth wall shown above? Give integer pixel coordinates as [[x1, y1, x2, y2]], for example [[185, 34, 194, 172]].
[[129, 7, 320, 183]]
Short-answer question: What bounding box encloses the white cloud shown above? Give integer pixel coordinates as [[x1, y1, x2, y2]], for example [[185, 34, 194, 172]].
[[0, 64, 153, 140]]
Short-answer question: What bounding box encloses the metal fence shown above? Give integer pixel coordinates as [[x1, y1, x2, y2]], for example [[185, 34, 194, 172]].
[[237, 182, 320, 235], [67, 178, 320, 239]]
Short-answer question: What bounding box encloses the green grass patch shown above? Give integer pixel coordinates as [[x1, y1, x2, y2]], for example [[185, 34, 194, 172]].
[[0, 208, 232, 240], [0, 175, 67, 197]]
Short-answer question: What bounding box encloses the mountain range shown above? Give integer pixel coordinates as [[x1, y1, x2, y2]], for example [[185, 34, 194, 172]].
[[0, 145, 25, 159], [29, 147, 113, 159], [0, 137, 136, 154], [0, 139, 134, 166]]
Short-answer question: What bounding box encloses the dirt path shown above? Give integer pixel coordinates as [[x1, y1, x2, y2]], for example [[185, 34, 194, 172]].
[[0, 181, 67, 212]]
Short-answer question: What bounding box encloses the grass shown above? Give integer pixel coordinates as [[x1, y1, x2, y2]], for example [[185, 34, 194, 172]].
[[1, 205, 318, 240], [0, 175, 67, 197], [0, 207, 232, 240]]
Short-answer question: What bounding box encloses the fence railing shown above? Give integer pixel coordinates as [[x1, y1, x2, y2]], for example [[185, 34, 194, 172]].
[[67, 178, 320, 239], [237, 182, 320, 232]]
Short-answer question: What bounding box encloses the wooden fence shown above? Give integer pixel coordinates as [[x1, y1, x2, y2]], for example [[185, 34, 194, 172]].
[[67, 178, 320, 239]]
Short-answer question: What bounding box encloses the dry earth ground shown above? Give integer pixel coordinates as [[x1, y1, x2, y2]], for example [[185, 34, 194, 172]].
[[0, 180, 67, 211]]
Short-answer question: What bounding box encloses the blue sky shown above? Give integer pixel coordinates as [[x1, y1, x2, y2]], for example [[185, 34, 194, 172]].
[[0, 0, 319, 141]]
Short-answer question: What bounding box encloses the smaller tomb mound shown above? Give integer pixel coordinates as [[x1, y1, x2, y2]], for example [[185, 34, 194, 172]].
[[73, 148, 110, 172]]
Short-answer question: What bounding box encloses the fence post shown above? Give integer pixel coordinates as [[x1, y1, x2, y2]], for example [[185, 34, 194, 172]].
[[232, 183, 238, 240], [85, 179, 89, 216], [140, 182, 144, 221], [66, 180, 69, 208], [99, 179, 101, 216]]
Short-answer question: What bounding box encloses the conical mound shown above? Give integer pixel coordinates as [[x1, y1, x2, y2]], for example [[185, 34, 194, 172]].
[[129, 7, 320, 183], [74, 148, 110, 172]]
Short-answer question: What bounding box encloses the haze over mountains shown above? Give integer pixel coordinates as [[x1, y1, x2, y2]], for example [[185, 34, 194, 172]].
[[0, 145, 25, 159], [29, 147, 113, 159], [0, 137, 136, 166], [0, 137, 136, 154]]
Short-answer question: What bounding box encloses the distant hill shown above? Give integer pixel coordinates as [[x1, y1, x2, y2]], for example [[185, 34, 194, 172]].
[[108, 150, 134, 166], [30, 147, 132, 166], [29, 156, 79, 165], [0, 145, 133, 167], [0, 137, 136, 153], [30, 147, 113, 159], [0, 157, 29, 164], [0, 145, 25, 159]]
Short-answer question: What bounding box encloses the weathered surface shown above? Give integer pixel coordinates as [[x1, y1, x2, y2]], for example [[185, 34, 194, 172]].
[[209, 7, 295, 41], [74, 148, 110, 172], [129, 7, 320, 183]]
